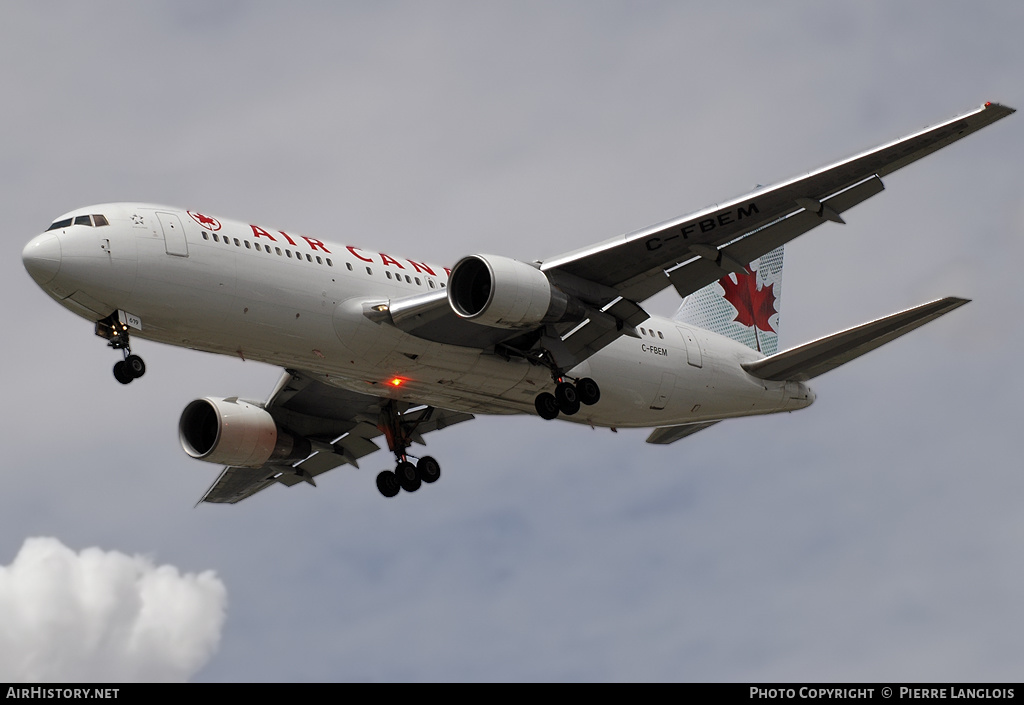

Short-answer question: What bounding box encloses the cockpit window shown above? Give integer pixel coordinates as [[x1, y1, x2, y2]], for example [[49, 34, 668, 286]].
[[46, 218, 73, 231], [46, 213, 109, 231]]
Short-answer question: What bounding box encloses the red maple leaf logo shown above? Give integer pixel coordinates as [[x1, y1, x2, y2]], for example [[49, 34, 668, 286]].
[[187, 211, 221, 231], [720, 264, 777, 335]]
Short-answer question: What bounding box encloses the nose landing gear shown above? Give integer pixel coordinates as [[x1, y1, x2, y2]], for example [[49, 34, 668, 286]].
[[95, 313, 146, 385], [113, 354, 146, 384]]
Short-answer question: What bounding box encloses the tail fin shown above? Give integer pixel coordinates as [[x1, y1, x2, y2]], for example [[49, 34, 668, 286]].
[[674, 246, 784, 355]]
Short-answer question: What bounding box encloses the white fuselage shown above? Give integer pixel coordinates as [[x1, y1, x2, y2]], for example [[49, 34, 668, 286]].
[[24, 203, 814, 427]]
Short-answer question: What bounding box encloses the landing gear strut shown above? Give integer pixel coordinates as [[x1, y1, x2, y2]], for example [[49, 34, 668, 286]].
[[96, 314, 145, 385], [374, 400, 443, 498]]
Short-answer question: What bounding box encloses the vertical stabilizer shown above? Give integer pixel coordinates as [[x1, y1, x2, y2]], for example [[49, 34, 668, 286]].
[[674, 246, 784, 355]]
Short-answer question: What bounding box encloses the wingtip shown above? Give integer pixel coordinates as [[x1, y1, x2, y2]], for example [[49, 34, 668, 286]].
[[983, 101, 1016, 115], [933, 296, 971, 312]]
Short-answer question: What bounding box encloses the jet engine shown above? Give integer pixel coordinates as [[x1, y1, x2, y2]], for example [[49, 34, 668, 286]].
[[179, 397, 310, 468], [447, 254, 586, 329]]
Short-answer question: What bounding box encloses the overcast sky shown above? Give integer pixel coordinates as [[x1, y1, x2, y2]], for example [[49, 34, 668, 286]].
[[3, 1, 1023, 682]]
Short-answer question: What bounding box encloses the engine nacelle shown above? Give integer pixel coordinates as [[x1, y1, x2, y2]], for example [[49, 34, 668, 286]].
[[179, 397, 310, 468], [447, 254, 585, 329]]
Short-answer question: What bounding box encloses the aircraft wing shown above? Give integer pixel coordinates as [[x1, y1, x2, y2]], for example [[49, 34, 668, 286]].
[[541, 103, 1012, 305], [199, 369, 474, 504], [388, 103, 1010, 371]]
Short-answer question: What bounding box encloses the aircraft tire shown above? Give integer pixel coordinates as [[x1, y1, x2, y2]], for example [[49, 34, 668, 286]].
[[554, 382, 580, 416], [418, 456, 441, 484], [113, 361, 133, 385], [125, 354, 146, 379], [577, 377, 600, 405], [535, 393, 559, 420], [376, 470, 401, 498], [396, 461, 421, 493]]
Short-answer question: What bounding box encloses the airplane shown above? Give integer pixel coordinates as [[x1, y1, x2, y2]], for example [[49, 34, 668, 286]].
[[22, 102, 1013, 504]]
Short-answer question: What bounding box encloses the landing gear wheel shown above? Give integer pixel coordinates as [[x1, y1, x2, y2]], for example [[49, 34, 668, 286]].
[[535, 392, 559, 420], [376, 470, 401, 498], [113, 361, 133, 385], [417, 456, 441, 484], [396, 461, 421, 493], [124, 354, 146, 379], [554, 382, 580, 416], [577, 377, 600, 406]]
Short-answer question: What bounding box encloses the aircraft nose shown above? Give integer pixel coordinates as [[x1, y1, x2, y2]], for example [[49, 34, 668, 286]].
[[22, 232, 62, 286]]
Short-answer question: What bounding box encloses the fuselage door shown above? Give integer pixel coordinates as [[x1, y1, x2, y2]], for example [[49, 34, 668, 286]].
[[677, 325, 703, 368], [650, 372, 676, 410], [157, 211, 188, 257]]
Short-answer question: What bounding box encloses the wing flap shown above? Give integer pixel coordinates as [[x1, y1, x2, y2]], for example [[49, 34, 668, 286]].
[[665, 176, 885, 300], [742, 297, 969, 381], [199, 465, 282, 504], [554, 297, 650, 367]]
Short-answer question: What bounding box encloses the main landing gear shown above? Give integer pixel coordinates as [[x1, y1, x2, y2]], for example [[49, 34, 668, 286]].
[[534, 376, 600, 420], [374, 400, 443, 498], [95, 314, 145, 385], [375, 455, 441, 498]]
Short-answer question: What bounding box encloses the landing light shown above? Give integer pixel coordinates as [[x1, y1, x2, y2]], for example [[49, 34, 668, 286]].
[[389, 377, 405, 387]]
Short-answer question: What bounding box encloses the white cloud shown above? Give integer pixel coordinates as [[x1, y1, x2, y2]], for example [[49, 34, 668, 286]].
[[0, 538, 226, 683]]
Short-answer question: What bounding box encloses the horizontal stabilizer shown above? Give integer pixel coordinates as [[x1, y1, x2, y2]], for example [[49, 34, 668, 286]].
[[645, 421, 722, 445], [741, 297, 969, 381]]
